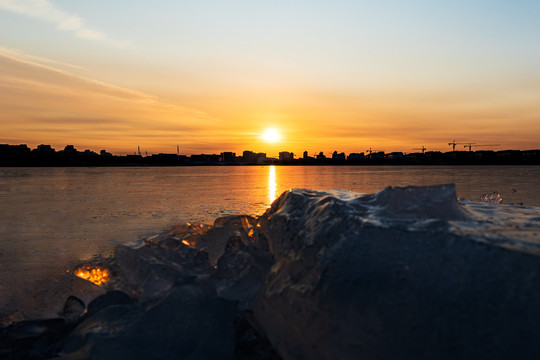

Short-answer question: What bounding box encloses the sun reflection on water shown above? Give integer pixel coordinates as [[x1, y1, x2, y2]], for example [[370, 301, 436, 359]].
[[268, 165, 276, 205]]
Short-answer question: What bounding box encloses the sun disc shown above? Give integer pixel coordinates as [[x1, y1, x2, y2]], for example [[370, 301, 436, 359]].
[[263, 128, 281, 143]]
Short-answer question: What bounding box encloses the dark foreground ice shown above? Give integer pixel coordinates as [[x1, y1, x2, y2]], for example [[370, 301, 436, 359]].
[[2, 184, 540, 359]]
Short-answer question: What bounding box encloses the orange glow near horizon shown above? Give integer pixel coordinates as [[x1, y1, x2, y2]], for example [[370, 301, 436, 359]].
[[1, 51, 539, 155]]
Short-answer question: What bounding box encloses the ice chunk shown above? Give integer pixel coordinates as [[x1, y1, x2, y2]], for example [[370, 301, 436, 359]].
[[253, 186, 540, 360], [61, 282, 237, 360], [62, 296, 85, 324], [366, 183, 470, 221]]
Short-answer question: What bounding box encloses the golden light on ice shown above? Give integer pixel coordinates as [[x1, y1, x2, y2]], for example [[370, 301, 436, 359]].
[[75, 266, 109, 286], [262, 128, 281, 143]]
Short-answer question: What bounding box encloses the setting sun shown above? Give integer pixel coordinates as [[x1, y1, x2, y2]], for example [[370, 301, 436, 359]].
[[263, 129, 281, 143]]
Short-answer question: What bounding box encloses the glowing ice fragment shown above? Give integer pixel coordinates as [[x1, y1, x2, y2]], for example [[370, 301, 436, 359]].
[[479, 191, 503, 204], [75, 267, 109, 286]]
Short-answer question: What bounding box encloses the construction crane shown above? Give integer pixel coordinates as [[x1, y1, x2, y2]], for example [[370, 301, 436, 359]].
[[412, 146, 426, 154], [448, 140, 472, 151], [464, 144, 500, 152]]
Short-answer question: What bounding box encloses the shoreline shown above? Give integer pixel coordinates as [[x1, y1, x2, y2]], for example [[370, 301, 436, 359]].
[[2, 161, 540, 167]]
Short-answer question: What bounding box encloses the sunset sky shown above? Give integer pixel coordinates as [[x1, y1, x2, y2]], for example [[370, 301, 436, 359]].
[[1, 0, 539, 156]]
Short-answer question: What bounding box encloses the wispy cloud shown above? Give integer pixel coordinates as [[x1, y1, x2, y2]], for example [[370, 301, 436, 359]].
[[0, 48, 149, 100], [0, 0, 128, 48], [0, 51, 225, 154]]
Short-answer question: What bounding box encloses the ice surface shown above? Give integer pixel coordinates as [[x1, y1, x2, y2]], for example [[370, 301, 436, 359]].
[[2, 184, 540, 359]]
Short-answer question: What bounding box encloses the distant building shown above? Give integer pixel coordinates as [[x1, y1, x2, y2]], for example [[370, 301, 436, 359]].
[[522, 150, 540, 163], [126, 154, 143, 161], [220, 152, 236, 162], [279, 151, 294, 161], [405, 152, 423, 163], [242, 150, 266, 163], [347, 153, 364, 161], [368, 151, 385, 160], [302, 151, 314, 160], [386, 152, 404, 160], [474, 150, 496, 162], [332, 151, 345, 161], [150, 153, 178, 162], [190, 154, 221, 163], [425, 151, 443, 162], [100, 150, 112, 157], [63, 145, 77, 154], [0, 144, 31, 162], [83, 149, 98, 156], [496, 150, 521, 163], [444, 150, 470, 162], [316, 152, 326, 160], [0, 144, 30, 155], [36, 144, 55, 153]]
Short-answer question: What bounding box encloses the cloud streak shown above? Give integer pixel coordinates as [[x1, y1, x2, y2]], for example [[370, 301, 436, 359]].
[[0, 45, 85, 70], [0, 0, 128, 48]]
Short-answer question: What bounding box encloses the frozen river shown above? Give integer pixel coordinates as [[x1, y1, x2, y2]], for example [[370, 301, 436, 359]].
[[1, 165, 539, 320]]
